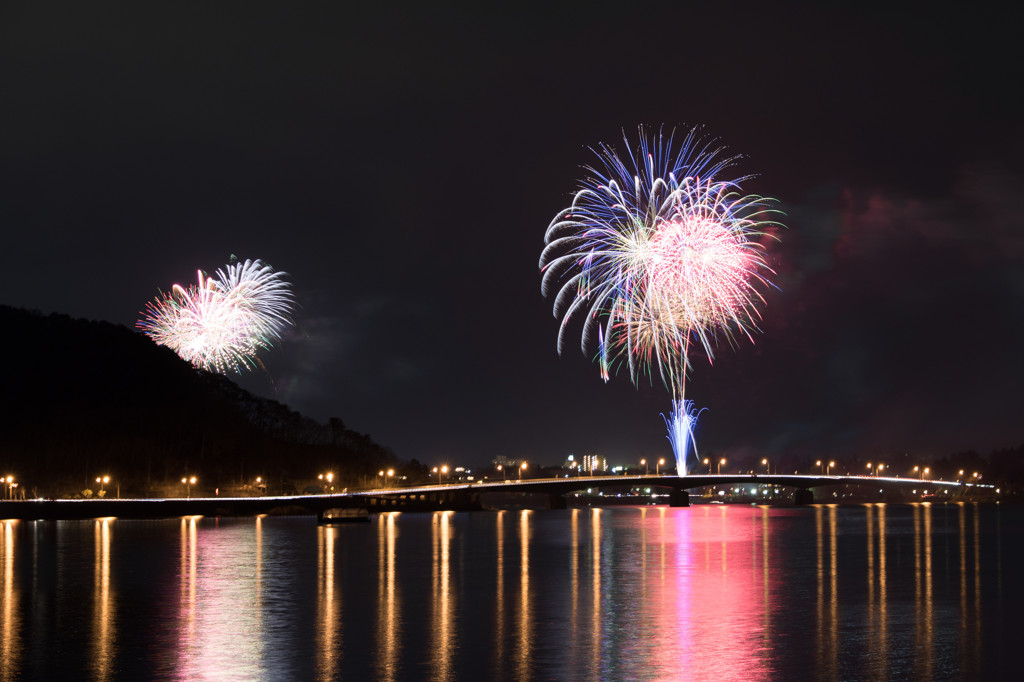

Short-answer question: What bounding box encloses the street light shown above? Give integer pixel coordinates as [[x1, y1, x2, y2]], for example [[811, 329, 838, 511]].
[[4, 476, 15, 500], [95, 475, 111, 498], [497, 464, 505, 481], [816, 460, 823, 474], [717, 458, 726, 475], [441, 465, 449, 484], [827, 461, 835, 475], [703, 458, 710, 473], [761, 458, 769, 474], [181, 476, 197, 498], [386, 468, 395, 486], [318, 472, 335, 492], [519, 462, 527, 481], [641, 458, 647, 475], [657, 458, 665, 475]]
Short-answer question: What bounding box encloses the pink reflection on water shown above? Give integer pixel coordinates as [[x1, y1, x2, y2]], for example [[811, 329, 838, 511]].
[[172, 517, 268, 681], [641, 505, 773, 680]]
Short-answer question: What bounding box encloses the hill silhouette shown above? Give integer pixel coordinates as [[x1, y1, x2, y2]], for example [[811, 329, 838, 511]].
[[0, 306, 410, 498]]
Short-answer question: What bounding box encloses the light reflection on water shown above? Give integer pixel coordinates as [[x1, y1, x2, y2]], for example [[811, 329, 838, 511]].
[[0, 503, 1019, 679], [2, 521, 20, 682], [92, 519, 114, 682]]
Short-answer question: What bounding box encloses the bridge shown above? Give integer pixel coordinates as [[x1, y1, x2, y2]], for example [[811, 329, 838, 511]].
[[0, 474, 995, 521]]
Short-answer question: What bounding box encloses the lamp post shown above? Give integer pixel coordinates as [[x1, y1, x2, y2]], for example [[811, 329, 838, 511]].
[[703, 458, 710, 473], [181, 476, 196, 499], [762, 458, 769, 474], [717, 458, 726, 475], [4, 476, 14, 500], [441, 465, 449, 484], [318, 472, 335, 492], [519, 462, 527, 481], [95, 475, 110, 498], [386, 468, 395, 487], [816, 460, 823, 474], [827, 461, 835, 476], [657, 458, 665, 475], [497, 464, 504, 481], [641, 458, 647, 475]]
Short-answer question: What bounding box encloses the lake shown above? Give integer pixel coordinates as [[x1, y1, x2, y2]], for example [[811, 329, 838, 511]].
[[1, 502, 1019, 680]]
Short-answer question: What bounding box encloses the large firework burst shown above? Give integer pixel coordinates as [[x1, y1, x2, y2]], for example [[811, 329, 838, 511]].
[[540, 126, 780, 473], [138, 258, 295, 374]]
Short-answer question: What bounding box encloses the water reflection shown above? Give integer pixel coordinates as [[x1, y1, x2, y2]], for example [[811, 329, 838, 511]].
[[567, 508, 579, 668], [179, 515, 198, 670], [814, 504, 839, 679], [0, 504, 1011, 678], [517, 509, 533, 682], [913, 503, 934, 677], [865, 503, 888, 678], [1, 521, 19, 682], [317, 522, 339, 680], [92, 519, 115, 682], [432, 511, 455, 681], [376, 512, 400, 681], [958, 502, 983, 673], [174, 516, 269, 679], [689, 505, 769, 680], [589, 508, 601, 680], [494, 510, 505, 666]]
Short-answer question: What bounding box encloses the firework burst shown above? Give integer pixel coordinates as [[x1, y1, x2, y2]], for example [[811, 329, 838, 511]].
[[138, 258, 295, 374], [540, 126, 780, 474]]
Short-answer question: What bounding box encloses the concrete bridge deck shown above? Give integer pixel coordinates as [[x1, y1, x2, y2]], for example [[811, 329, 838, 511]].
[[0, 474, 994, 520]]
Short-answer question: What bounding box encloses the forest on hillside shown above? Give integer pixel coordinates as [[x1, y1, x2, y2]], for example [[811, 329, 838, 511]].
[[0, 306, 419, 498]]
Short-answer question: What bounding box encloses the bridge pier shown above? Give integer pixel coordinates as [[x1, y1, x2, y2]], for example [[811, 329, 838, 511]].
[[794, 488, 814, 505], [669, 490, 690, 507], [547, 493, 567, 510]]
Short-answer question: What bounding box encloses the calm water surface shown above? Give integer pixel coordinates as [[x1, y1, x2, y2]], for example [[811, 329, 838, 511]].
[[1, 502, 1020, 680]]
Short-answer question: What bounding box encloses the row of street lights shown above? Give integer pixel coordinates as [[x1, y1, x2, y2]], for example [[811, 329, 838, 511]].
[[701, 458, 728, 474], [639, 458, 667, 475], [494, 463, 528, 481]]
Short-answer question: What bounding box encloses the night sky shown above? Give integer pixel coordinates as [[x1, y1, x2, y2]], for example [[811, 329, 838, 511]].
[[3, 2, 1022, 470]]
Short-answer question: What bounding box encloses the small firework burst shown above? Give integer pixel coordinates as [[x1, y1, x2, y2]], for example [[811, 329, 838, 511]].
[[138, 258, 295, 374]]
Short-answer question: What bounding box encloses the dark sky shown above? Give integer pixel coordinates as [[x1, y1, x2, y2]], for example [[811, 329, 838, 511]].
[[3, 1, 1022, 471]]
